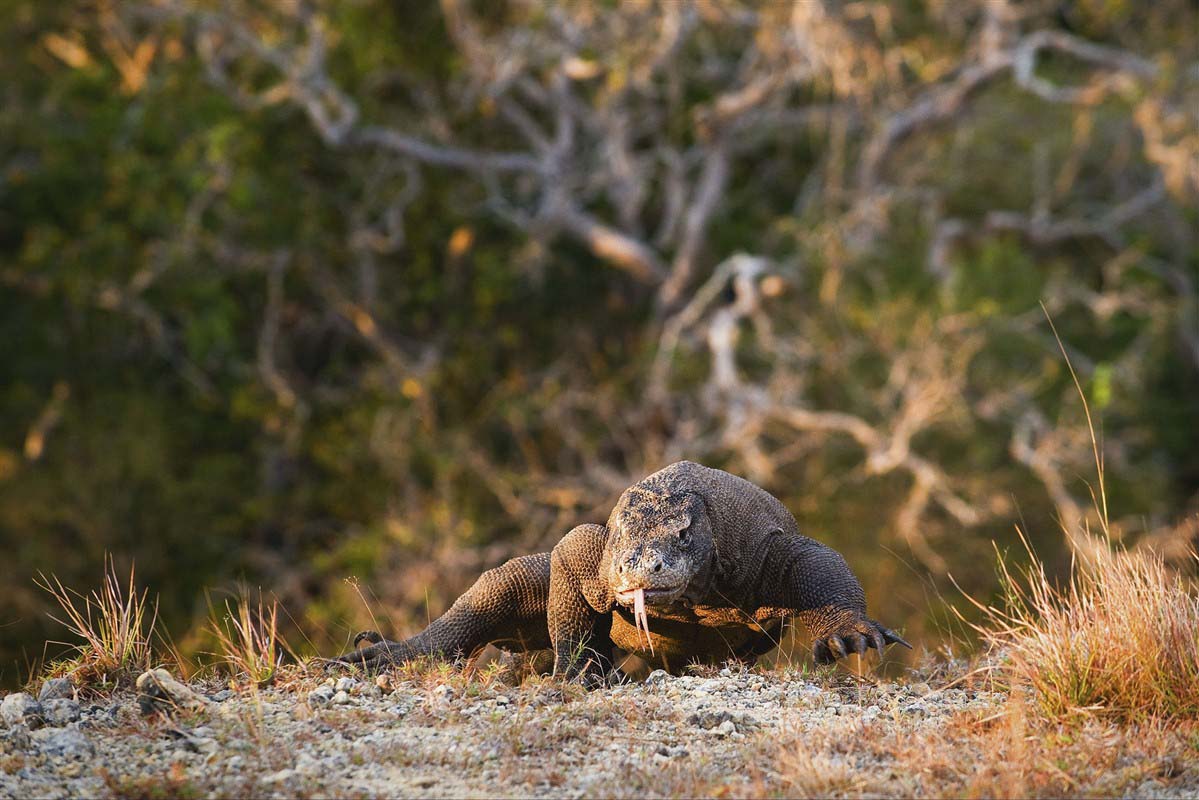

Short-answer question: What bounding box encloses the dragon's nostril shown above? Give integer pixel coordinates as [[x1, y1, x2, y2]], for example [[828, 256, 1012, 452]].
[[650, 559, 663, 573]]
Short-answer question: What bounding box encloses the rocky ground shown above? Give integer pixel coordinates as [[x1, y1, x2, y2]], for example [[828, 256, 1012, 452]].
[[0, 662, 1195, 799]]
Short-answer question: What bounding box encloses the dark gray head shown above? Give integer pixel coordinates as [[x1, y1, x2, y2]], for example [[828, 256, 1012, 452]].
[[605, 486, 714, 608]]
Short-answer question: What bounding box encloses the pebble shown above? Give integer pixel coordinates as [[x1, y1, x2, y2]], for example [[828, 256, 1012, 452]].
[[42, 699, 81, 727], [136, 669, 209, 715], [375, 675, 394, 694], [714, 719, 737, 737], [645, 669, 670, 686], [331, 690, 352, 705], [308, 685, 335, 706], [262, 768, 297, 784], [335, 677, 358, 694], [38, 678, 75, 702], [654, 744, 689, 759], [1, 693, 44, 729]]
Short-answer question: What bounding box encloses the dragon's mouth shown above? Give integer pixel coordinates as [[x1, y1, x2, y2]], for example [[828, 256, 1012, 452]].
[[613, 586, 682, 606], [613, 585, 685, 656]]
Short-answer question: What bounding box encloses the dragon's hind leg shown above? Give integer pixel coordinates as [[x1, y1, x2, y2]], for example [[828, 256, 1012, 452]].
[[331, 552, 553, 671]]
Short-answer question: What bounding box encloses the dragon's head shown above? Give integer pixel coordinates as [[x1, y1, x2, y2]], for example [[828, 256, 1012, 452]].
[[605, 486, 713, 610]]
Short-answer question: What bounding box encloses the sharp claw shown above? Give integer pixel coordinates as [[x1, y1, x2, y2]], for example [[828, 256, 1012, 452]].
[[813, 640, 833, 665], [328, 641, 396, 671], [883, 628, 913, 650], [847, 633, 868, 655], [828, 636, 848, 659], [354, 630, 384, 648], [870, 631, 886, 654]]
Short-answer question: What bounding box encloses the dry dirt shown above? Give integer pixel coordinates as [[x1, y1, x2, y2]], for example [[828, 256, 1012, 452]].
[[1, 662, 1195, 799]]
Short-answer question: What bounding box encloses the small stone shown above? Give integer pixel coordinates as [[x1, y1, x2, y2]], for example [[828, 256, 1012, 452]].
[[432, 684, 455, 702], [262, 768, 296, 784], [688, 710, 730, 729], [363, 684, 383, 699], [911, 682, 932, 696], [375, 675, 394, 694], [836, 703, 860, 716], [210, 689, 234, 702], [331, 690, 352, 705], [295, 752, 321, 775], [334, 677, 358, 694], [1, 694, 43, 729], [308, 685, 335, 707], [42, 699, 81, 727], [715, 719, 737, 737], [166, 728, 217, 755], [655, 744, 689, 759], [494, 695, 510, 706], [135, 669, 209, 716], [645, 669, 670, 687], [38, 678, 74, 702], [31, 727, 93, 759]]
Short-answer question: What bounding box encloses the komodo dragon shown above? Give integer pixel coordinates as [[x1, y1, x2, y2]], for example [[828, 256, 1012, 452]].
[[332, 461, 910, 680]]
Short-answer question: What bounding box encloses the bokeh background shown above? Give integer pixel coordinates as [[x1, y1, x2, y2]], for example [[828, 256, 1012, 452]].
[[2, 0, 1197, 685]]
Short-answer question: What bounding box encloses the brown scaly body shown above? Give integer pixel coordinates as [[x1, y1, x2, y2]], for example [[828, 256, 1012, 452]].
[[334, 461, 909, 680]]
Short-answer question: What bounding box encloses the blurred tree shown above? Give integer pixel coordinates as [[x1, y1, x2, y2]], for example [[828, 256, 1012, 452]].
[[2, 0, 1196, 680]]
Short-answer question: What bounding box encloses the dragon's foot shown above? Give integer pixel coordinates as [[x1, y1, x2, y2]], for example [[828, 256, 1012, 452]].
[[813, 617, 911, 665], [324, 631, 403, 672]]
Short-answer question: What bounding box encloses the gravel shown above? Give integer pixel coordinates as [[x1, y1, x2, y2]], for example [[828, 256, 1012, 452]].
[[0, 666, 1191, 799]]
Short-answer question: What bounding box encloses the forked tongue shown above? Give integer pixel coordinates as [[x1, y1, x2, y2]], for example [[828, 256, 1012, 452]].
[[633, 587, 654, 655]]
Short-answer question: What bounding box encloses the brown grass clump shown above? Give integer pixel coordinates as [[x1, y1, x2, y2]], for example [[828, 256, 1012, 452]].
[[971, 538, 1199, 723], [206, 589, 291, 688], [966, 314, 1199, 724], [35, 556, 158, 689]]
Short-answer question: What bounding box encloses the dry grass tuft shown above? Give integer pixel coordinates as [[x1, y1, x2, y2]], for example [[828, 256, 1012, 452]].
[[36, 556, 158, 688], [972, 537, 1199, 723], [965, 313, 1199, 724], [206, 589, 291, 688]]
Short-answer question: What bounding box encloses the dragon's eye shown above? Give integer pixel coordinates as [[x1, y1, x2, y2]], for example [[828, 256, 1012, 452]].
[[678, 525, 692, 546]]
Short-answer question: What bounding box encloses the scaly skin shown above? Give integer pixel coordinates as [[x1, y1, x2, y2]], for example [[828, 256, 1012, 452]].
[[333, 461, 910, 680]]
